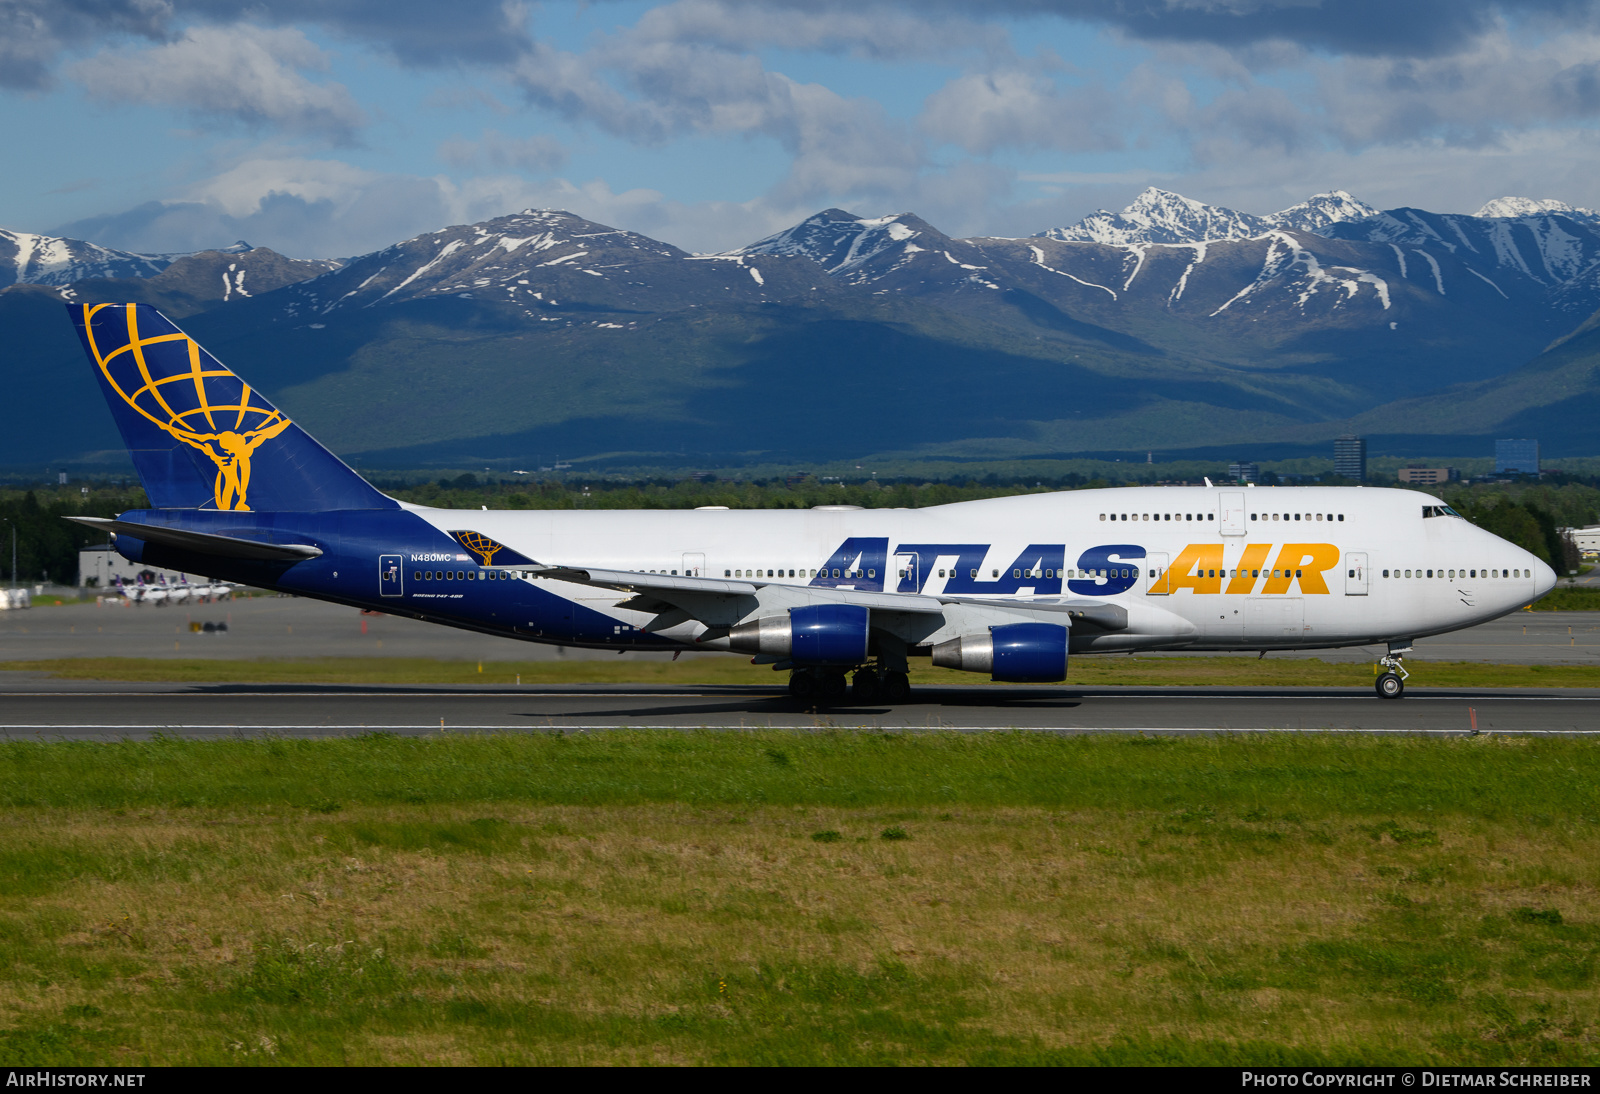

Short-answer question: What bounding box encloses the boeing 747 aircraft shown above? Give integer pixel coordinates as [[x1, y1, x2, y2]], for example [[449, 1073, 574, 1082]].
[[65, 304, 1557, 702]]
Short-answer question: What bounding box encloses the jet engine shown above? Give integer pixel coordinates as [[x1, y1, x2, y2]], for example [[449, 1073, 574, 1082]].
[[728, 603, 870, 665], [931, 622, 1068, 682]]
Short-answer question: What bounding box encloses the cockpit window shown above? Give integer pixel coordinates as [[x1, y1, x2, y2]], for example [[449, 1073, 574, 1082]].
[[1421, 505, 1462, 519]]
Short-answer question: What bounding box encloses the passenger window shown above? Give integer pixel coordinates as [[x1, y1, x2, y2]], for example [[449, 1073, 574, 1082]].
[[1338, 514, 1344, 521], [414, 571, 421, 580], [970, 569, 977, 578], [1100, 514, 1106, 520], [1014, 569, 1021, 578]]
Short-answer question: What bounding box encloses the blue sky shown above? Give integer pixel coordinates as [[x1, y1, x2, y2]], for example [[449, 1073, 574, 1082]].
[[6, 0, 1600, 257]]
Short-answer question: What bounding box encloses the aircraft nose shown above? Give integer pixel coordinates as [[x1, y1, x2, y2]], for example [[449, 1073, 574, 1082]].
[[1532, 556, 1558, 598]]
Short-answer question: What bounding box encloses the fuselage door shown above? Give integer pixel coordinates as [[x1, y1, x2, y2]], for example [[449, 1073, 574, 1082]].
[[379, 554, 403, 597], [894, 552, 919, 594], [1219, 492, 1246, 536], [1345, 552, 1368, 596], [682, 552, 705, 578], [1145, 551, 1169, 594]]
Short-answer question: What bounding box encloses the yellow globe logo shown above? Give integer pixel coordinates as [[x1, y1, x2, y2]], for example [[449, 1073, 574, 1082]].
[[453, 530, 503, 566], [81, 304, 292, 511]]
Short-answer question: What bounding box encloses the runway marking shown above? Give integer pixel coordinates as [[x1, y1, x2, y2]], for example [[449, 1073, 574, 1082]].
[[3, 724, 1599, 736]]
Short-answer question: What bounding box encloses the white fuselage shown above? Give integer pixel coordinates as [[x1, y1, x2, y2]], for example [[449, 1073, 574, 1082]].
[[402, 485, 1557, 654]]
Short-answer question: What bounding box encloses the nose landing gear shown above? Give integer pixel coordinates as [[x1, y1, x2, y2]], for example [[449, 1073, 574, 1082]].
[[1375, 645, 1411, 699]]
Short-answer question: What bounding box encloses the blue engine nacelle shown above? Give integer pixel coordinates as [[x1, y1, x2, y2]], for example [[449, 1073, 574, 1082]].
[[727, 603, 870, 665], [930, 622, 1068, 682]]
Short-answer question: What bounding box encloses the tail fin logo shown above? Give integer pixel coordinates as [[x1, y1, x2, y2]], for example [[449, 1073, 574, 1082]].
[[450, 530, 535, 567], [79, 303, 292, 511]]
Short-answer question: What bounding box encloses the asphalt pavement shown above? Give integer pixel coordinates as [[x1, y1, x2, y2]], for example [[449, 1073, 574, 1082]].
[[0, 677, 1594, 738], [2, 595, 1596, 665]]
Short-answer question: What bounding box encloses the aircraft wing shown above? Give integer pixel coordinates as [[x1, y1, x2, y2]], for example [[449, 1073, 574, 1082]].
[[531, 563, 946, 616]]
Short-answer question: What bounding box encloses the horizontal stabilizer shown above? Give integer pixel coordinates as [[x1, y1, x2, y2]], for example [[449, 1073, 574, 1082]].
[[65, 516, 323, 561]]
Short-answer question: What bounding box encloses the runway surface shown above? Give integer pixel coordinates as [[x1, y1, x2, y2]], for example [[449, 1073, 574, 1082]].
[[2, 678, 1596, 738], [2, 596, 1597, 664]]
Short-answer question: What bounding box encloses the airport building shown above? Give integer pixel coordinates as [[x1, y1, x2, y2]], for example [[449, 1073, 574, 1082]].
[[77, 544, 193, 590], [1495, 438, 1540, 475], [1572, 525, 1600, 558], [1397, 467, 1460, 485], [1334, 435, 1366, 481], [1228, 461, 1259, 483]]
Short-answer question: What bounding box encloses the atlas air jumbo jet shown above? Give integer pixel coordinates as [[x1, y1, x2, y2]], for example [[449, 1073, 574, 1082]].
[[65, 303, 1557, 703]]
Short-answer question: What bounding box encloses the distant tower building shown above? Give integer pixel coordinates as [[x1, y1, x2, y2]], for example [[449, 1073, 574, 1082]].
[[1495, 438, 1540, 475], [1228, 461, 1259, 483], [1334, 435, 1366, 481]]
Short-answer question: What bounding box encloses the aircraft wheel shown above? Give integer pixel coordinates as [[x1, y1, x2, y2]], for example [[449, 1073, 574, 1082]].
[[789, 671, 819, 701], [851, 671, 882, 703], [819, 672, 849, 703], [1375, 672, 1405, 700], [882, 671, 911, 704]]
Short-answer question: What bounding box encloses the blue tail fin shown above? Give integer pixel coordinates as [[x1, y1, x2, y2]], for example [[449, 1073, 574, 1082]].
[[69, 303, 396, 512]]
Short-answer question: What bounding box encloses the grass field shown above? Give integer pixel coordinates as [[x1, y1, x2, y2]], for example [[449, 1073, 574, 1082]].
[[1529, 588, 1600, 611], [1, 732, 1597, 1065], [2, 655, 1597, 689]]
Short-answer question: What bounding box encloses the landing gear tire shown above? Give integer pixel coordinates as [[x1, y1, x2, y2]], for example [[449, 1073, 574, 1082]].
[[819, 671, 849, 703], [882, 671, 911, 704], [851, 670, 882, 703], [789, 671, 819, 702], [1376, 672, 1405, 700]]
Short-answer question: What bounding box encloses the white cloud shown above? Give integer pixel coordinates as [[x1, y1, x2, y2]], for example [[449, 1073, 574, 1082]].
[[919, 69, 1121, 154], [70, 25, 367, 142], [626, 0, 1013, 61]]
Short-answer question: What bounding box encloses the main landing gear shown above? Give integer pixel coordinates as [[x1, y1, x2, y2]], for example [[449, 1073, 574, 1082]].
[[1375, 644, 1411, 700], [788, 666, 911, 706]]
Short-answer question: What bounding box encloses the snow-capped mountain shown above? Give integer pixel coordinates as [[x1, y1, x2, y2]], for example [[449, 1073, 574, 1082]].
[[1263, 191, 1380, 233], [1041, 188, 1270, 245], [725, 209, 1003, 291], [1038, 188, 1378, 246], [1475, 197, 1597, 219], [1319, 206, 1600, 303], [729, 209, 940, 275], [0, 230, 251, 288], [273, 209, 831, 323]]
